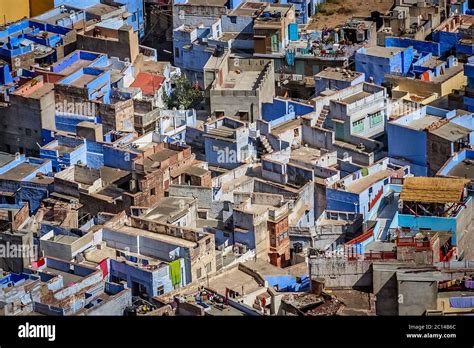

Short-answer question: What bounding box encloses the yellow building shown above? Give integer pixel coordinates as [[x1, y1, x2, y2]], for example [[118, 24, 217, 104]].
[[0, 0, 30, 24], [29, 0, 55, 18]]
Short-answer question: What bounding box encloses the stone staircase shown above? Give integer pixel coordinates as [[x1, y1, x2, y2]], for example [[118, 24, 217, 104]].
[[315, 105, 330, 128], [260, 135, 274, 154]]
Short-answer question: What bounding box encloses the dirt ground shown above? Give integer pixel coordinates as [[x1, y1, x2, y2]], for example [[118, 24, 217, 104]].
[[307, 0, 393, 30]]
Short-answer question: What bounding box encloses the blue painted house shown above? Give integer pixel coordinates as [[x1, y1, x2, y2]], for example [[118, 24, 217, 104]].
[[355, 46, 414, 85], [0, 153, 53, 213], [326, 159, 406, 221], [464, 56, 474, 112], [54, 0, 145, 39]]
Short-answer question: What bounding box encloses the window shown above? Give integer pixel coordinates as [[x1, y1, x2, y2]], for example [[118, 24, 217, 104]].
[[198, 211, 207, 219], [131, 13, 137, 22], [223, 232, 230, 238], [150, 188, 156, 196], [369, 111, 383, 128], [352, 119, 364, 134], [175, 48, 180, 58], [206, 262, 212, 273], [156, 285, 164, 296], [25, 128, 31, 136], [230, 16, 237, 24], [384, 178, 389, 185], [196, 267, 202, 279]]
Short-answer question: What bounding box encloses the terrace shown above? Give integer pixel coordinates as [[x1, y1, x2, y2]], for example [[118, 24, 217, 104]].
[[50, 50, 107, 76]]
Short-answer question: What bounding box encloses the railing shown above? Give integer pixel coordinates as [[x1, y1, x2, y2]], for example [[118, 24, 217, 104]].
[[345, 228, 374, 246], [363, 251, 396, 260], [277, 73, 303, 82], [288, 226, 315, 236]]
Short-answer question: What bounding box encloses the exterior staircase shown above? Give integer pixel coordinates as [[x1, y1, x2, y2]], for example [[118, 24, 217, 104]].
[[260, 135, 274, 154], [315, 105, 330, 128]]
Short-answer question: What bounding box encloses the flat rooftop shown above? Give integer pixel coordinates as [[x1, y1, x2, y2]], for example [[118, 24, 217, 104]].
[[13, 82, 54, 99], [55, 58, 94, 76], [215, 70, 260, 91], [117, 225, 197, 249], [0, 153, 15, 167], [86, 3, 122, 17], [68, 74, 97, 88], [361, 46, 405, 58], [182, 0, 228, 6], [230, 1, 267, 16], [316, 67, 364, 82], [142, 149, 180, 172], [0, 162, 44, 181], [290, 146, 323, 163], [405, 115, 441, 131], [340, 91, 371, 104], [430, 122, 470, 142], [333, 140, 372, 154], [100, 166, 130, 184], [183, 166, 209, 177], [254, 5, 292, 27], [345, 169, 392, 194], [42, 267, 83, 285], [48, 234, 80, 244], [271, 118, 302, 135], [206, 125, 236, 140], [44, 143, 79, 155], [143, 197, 195, 223], [447, 160, 474, 179], [421, 58, 444, 69]]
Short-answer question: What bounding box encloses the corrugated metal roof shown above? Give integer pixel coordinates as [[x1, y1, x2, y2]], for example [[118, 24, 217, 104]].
[[400, 177, 469, 203]]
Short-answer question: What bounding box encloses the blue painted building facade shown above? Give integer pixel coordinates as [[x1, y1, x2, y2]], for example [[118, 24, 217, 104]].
[[54, 0, 145, 39], [0, 155, 53, 213], [390, 197, 471, 246], [41, 129, 136, 172], [355, 46, 414, 85], [260, 0, 322, 24], [0, 20, 72, 66], [326, 160, 400, 220], [464, 57, 474, 112]]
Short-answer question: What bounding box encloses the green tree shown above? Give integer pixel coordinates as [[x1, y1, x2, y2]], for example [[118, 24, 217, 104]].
[[163, 75, 202, 109]]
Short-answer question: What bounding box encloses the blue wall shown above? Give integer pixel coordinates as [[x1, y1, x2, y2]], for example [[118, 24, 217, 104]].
[[355, 46, 414, 85], [432, 30, 461, 57], [326, 188, 360, 213], [438, 149, 474, 176], [397, 213, 458, 244], [262, 98, 314, 124], [265, 275, 310, 292], [387, 123, 428, 176], [385, 37, 441, 56]]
